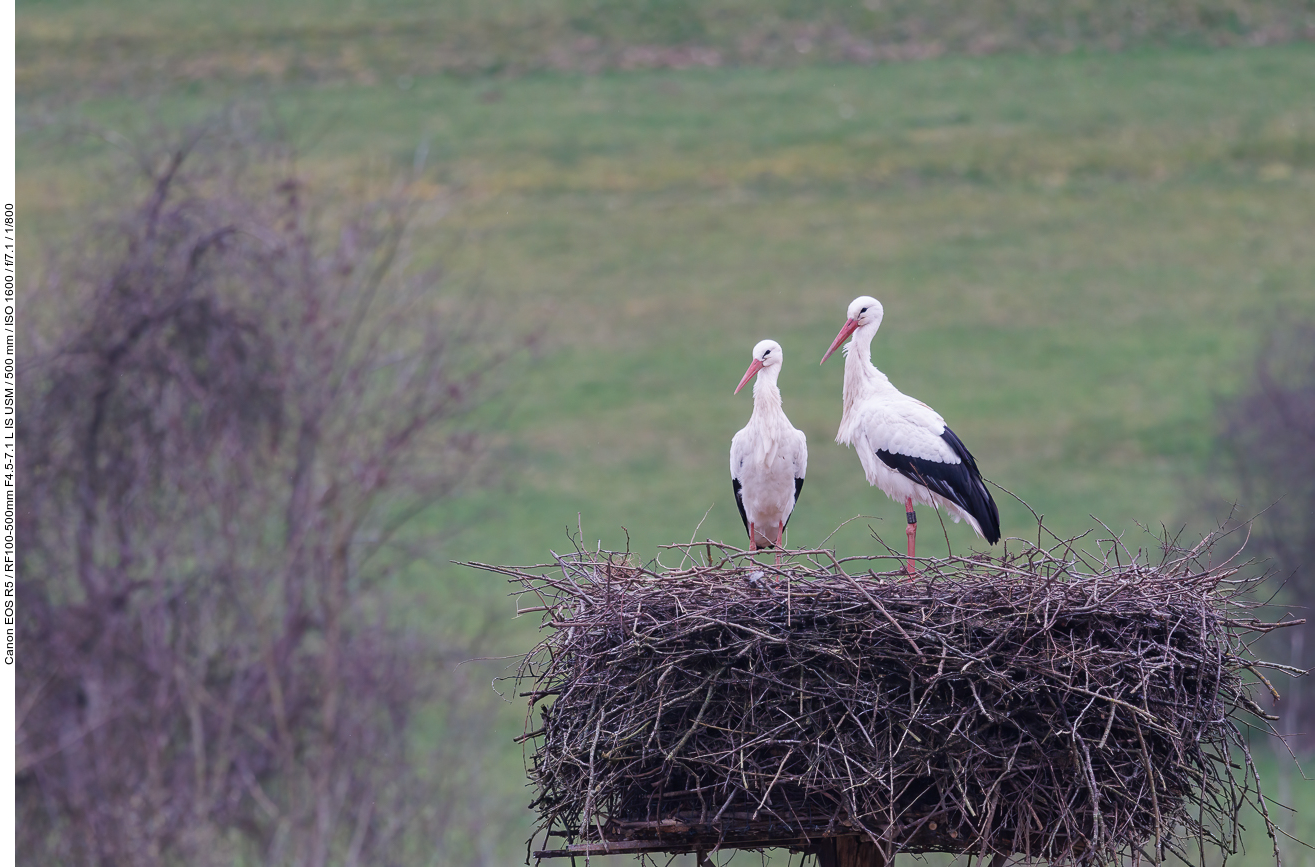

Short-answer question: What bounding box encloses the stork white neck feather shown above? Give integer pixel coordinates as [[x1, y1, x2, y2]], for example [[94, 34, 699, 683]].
[[837, 319, 894, 446], [750, 362, 782, 409], [744, 364, 792, 467]]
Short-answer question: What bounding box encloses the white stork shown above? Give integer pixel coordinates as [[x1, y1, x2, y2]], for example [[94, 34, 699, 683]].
[[730, 339, 808, 560], [820, 296, 1000, 575]]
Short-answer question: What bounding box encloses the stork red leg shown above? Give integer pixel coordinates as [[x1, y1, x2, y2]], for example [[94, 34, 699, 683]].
[[775, 520, 785, 566], [749, 521, 756, 551], [904, 497, 917, 577]]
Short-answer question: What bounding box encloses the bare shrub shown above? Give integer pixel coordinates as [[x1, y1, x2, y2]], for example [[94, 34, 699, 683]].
[[17, 126, 512, 867], [1217, 322, 1315, 750]]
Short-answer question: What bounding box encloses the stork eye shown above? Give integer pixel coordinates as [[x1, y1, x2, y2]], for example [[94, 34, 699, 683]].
[[860, 307, 868, 314], [763, 349, 772, 356]]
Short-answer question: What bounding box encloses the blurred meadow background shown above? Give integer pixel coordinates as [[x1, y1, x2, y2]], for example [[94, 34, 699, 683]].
[[16, 1, 1315, 865]]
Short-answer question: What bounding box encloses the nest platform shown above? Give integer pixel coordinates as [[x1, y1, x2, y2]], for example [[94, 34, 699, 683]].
[[476, 529, 1299, 866]]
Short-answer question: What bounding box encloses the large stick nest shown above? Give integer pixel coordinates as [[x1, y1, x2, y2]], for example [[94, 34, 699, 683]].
[[478, 526, 1300, 866]]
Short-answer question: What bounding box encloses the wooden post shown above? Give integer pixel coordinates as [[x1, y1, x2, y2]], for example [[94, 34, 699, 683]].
[[815, 837, 885, 867]]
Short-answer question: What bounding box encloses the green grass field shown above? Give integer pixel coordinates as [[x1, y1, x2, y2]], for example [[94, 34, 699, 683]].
[[17, 0, 1315, 97], [17, 5, 1315, 862]]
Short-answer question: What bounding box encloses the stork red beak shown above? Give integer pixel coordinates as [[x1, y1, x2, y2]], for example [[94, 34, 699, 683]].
[[735, 358, 765, 394], [820, 318, 860, 365]]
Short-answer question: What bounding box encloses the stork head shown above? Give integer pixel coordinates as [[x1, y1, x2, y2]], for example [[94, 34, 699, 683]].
[[735, 339, 783, 394], [820, 296, 883, 364]]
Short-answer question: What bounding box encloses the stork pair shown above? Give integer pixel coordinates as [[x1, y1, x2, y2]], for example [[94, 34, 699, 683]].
[[729, 296, 1001, 575]]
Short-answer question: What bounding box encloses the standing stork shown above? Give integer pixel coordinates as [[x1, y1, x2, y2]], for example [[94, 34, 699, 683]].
[[730, 339, 808, 561], [820, 296, 1000, 575]]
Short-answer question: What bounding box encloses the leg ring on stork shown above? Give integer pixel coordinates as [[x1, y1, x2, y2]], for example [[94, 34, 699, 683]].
[[904, 497, 917, 577]]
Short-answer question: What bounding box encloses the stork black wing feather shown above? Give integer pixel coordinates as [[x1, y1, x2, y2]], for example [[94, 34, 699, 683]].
[[782, 477, 805, 531], [731, 478, 751, 539], [876, 427, 1001, 544]]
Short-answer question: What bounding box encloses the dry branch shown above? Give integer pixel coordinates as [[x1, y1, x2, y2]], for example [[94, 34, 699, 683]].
[[476, 526, 1301, 866]]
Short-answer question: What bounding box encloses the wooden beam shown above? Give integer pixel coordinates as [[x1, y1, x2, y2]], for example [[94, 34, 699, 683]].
[[815, 837, 886, 867]]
